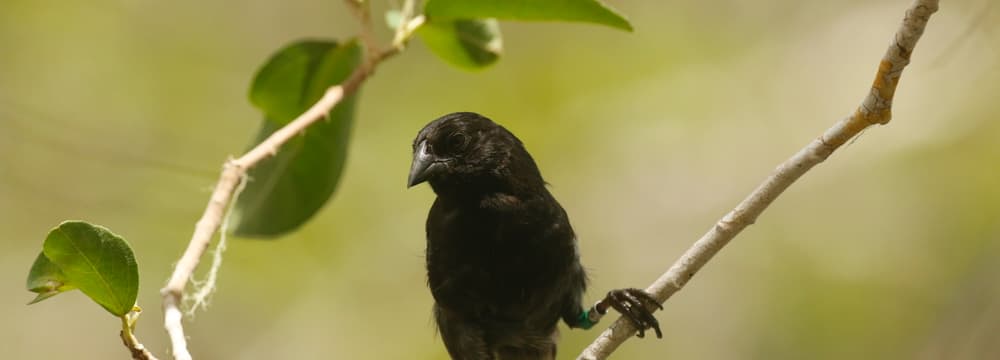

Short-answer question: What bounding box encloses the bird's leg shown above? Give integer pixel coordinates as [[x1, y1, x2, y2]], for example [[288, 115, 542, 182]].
[[589, 288, 663, 338]]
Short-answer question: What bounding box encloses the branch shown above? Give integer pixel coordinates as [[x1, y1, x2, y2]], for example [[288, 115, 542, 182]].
[[344, 0, 380, 58], [577, 1, 940, 359], [159, 2, 405, 358]]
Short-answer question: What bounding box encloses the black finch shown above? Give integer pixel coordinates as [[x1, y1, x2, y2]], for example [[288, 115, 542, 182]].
[[409, 112, 662, 360]]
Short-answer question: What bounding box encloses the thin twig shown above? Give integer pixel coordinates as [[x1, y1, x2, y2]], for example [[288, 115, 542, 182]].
[[392, 0, 422, 48], [120, 308, 159, 360], [159, 5, 402, 359], [577, 1, 940, 359], [186, 173, 247, 315], [344, 0, 381, 58]]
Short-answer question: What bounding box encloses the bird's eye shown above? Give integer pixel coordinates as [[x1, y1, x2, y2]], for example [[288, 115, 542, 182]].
[[444, 132, 469, 153]]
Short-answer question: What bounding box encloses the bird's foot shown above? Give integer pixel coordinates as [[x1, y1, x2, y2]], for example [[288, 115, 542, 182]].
[[595, 288, 663, 338]]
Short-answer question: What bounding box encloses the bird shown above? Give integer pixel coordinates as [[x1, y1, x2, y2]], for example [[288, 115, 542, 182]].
[[407, 112, 663, 360]]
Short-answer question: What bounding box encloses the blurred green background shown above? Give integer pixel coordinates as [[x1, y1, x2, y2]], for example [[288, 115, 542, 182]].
[[2, 0, 998, 359]]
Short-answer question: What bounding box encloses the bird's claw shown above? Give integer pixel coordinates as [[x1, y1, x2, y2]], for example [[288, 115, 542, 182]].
[[604, 288, 663, 339]]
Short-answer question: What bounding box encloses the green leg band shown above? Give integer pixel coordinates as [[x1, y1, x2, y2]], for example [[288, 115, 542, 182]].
[[577, 309, 601, 329]]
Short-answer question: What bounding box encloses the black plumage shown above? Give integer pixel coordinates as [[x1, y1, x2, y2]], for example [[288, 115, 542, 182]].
[[408, 112, 662, 360]]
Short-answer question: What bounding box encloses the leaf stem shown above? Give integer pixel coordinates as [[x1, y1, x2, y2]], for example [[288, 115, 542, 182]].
[[392, 0, 424, 48], [120, 306, 158, 360]]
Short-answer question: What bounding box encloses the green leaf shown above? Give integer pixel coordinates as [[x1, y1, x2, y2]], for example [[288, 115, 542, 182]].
[[32, 221, 139, 316], [424, 0, 632, 31], [25, 252, 76, 305], [418, 18, 502, 70], [233, 39, 362, 238], [249, 40, 357, 125]]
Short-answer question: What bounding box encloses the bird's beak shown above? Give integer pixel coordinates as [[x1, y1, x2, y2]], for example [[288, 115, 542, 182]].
[[408, 140, 439, 188]]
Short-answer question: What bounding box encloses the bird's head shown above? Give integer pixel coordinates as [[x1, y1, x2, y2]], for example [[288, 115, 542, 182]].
[[407, 112, 544, 195]]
